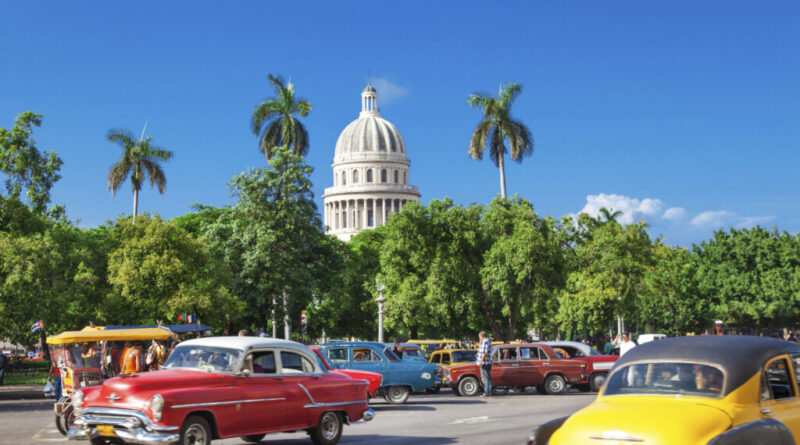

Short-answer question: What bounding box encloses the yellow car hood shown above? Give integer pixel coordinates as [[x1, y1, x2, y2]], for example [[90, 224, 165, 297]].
[[549, 396, 732, 445]]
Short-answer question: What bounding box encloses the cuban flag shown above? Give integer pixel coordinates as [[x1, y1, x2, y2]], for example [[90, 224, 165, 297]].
[[31, 320, 44, 333], [187, 314, 196, 323]]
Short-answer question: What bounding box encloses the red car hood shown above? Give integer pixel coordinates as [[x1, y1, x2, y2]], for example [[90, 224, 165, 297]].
[[85, 369, 232, 410]]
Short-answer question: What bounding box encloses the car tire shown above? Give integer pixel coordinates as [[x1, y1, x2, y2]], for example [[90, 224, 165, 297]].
[[90, 438, 115, 445], [589, 372, 606, 392], [492, 386, 509, 395], [544, 374, 567, 395], [180, 415, 212, 445], [55, 406, 76, 436], [458, 376, 481, 397], [241, 433, 265, 443], [309, 411, 343, 445], [384, 386, 410, 404]]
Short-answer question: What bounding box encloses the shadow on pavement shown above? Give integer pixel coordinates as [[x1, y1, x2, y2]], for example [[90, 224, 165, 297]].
[[245, 435, 457, 444], [0, 400, 53, 412]]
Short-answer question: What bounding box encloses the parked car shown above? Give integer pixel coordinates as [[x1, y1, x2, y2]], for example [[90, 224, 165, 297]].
[[309, 347, 383, 399], [528, 336, 800, 445], [428, 349, 477, 393], [68, 337, 373, 445], [542, 341, 618, 392], [443, 343, 586, 396], [638, 333, 667, 344], [318, 341, 437, 404]]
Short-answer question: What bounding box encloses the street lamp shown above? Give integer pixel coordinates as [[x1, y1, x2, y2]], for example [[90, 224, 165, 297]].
[[375, 279, 387, 343]]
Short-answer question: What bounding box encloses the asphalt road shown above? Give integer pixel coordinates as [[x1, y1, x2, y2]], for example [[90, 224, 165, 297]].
[[2, 388, 595, 445]]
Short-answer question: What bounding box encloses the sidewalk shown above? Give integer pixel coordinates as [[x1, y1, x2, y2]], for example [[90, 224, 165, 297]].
[[0, 384, 49, 401]]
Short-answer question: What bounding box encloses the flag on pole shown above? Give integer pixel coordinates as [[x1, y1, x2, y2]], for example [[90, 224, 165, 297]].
[[187, 314, 196, 323], [177, 314, 183, 321], [31, 320, 44, 333]]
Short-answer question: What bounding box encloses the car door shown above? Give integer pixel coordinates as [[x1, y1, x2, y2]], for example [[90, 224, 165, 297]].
[[491, 346, 520, 386], [323, 347, 350, 370], [760, 355, 800, 438], [238, 349, 287, 434], [545, 347, 585, 382], [518, 346, 546, 385], [277, 350, 322, 429], [349, 347, 389, 381]]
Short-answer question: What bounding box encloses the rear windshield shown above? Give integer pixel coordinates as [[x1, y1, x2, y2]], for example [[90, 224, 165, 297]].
[[384, 348, 400, 361], [604, 362, 725, 398]]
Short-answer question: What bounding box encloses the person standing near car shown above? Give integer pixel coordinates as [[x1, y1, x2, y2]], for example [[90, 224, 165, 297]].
[[476, 331, 493, 397], [0, 351, 8, 386]]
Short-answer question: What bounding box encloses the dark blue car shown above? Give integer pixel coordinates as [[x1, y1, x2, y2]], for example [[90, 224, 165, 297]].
[[319, 341, 437, 404]]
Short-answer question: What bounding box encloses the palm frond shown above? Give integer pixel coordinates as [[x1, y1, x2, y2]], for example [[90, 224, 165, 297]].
[[267, 74, 287, 98], [294, 121, 309, 157], [498, 82, 522, 107], [107, 161, 132, 195], [468, 120, 495, 160], [142, 160, 167, 193], [488, 126, 506, 168], [505, 120, 534, 162]]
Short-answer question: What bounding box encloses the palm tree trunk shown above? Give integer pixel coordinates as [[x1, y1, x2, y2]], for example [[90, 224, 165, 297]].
[[132, 189, 139, 223], [283, 289, 291, 340], [498, 154, 507, 199]]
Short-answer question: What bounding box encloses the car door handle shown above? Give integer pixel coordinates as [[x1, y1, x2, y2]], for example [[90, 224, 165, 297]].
[[761, 409, 773, 415]]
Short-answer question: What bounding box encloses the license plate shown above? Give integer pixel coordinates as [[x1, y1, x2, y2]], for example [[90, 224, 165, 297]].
[[96, 425, 115, 437]]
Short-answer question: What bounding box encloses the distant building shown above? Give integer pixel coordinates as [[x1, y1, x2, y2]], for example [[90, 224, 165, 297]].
[[322, 84, 420, 240]]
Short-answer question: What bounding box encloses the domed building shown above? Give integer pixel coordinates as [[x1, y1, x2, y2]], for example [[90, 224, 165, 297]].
[[322, 84, 420, 241]]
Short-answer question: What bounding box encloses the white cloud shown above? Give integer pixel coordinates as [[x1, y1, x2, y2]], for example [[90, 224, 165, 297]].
[[579, 193, 663, 224], [662, 207, 686, 220], [371, 77, 408, 106], [735, 215, 776, 229], [691, 210, 735, 228]]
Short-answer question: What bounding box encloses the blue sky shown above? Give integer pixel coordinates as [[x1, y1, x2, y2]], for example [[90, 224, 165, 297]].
[[1, 1, 798, 246]]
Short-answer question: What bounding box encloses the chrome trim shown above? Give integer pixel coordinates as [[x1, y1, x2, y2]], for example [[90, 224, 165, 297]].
[[589, 432, 644, 442], [171, 397, 285, 409], [75, 407, 180, 432], [303, 400, 366, 409], [297, 383, 316, 404]]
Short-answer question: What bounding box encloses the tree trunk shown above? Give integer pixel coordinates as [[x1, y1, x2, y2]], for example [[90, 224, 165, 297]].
[[271, 296, 277, 338], [132, 189, 139, 223], [498, 154, 507, 199], [283, 289, 290, 340]]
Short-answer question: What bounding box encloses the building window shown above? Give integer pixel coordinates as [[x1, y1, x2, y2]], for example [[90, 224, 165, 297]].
[[381, 169, 387, 183], [343, 211, 347, 228], [368, 210, 374, 227], [366, 169, 373, 183], [404, 171, 407, 185], [394, 170, 399, 183], [353, 170, 359, 184], [341, 171, 346, 186]]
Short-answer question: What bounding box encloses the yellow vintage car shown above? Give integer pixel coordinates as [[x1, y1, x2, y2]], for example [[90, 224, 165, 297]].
[[529, 336, 800, 445]]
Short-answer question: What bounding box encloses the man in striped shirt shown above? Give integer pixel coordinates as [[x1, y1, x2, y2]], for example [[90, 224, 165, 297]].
[[476, 331, 493, 397]]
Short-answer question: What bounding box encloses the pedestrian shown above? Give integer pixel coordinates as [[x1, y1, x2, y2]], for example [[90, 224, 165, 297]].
[[48, 358, 62, 400], [614, 334, 636, 356], [603, 337, 615, 355], [146, 339, 166, 371], [0, 351, 8, 386], [390, 338, 405, 358], [121, 341, 142, 375], [238, 329, 249, 337], [476, 331, 493, 397]]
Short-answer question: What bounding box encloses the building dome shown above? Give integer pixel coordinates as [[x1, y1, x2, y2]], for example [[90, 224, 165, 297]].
[[333, 85, 408, 164], [322, 83, 420, 241]]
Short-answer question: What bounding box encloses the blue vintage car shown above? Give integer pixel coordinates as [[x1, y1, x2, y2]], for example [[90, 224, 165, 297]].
[[384, 343, 427, 362], [319, 341, 437, 404]]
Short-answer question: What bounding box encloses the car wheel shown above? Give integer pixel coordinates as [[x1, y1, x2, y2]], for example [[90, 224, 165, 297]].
[[55, 414, 67, 436], [589, 372, 606, 392], [241, 433, 265, 443], [309, 411, 343, 445], [458, 376, 481, 397], [544, 374, 567, 395], [384, 386, 410, 404], [492, 386, 509, 395], [180, 415, 212, 445], [425, 385, 441, 394], [56, 406, 76, 436]]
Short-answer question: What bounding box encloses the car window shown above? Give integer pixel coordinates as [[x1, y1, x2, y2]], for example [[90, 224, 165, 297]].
[[326, 348, 348, 364], [280, 351, 316, 374], [605, 362, 724, 398], [535, 347, 550, 360], [441, 353, 450, 365], [354, 348, 380, 362], [250, 351, 276, 374], [498, 347, 518, 361], [431, 353, 441, 364], [791, 354, 800, 388], [762, 358, 796, 400], [452, 350, 475, 363], [384, 348, 400, 362], [566, 347, 584, 358]]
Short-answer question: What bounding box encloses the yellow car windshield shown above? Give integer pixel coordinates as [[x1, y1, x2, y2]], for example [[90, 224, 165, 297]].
[[604, 362, 724, 398]]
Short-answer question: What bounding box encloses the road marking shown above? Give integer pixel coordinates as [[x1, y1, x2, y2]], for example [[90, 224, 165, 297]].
[[450, 416, 490, 424], [32, 422, 67, 442]]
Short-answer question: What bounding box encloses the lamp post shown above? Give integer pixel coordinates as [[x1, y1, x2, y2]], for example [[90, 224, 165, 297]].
[[375, 279, 387, 343]]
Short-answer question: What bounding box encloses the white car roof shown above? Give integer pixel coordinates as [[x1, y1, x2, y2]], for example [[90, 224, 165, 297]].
[[177, 336, 311, 354], [542, 341, 592, 354]]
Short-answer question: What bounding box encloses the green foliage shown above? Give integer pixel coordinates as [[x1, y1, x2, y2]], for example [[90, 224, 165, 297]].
[[251, 74, 312, 160], [693, 227, 800, 328], [0, 112, 63, 214], [104, 214, 240, 328]]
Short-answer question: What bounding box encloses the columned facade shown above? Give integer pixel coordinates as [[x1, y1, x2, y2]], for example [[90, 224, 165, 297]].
[[322, 84, 420, 241]]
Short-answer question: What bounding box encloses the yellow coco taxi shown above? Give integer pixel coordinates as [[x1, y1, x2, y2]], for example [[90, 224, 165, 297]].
[[529, 336, 800, 445]]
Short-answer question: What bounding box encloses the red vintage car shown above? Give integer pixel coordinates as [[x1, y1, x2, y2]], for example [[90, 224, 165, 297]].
[[310, 347, 383, 399], [443, 343, 587, 396], [542, 341, 618, 392], [68, 337, 374, 445]]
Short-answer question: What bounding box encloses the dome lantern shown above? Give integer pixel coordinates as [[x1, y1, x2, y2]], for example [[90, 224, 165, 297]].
[[361, 83, 379, 117]]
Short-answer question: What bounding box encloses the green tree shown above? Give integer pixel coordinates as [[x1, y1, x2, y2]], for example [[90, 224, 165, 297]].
[[0, 111, 63, 214], [693, 227, 800, 328], [467, 82, 533, 199], [106, 129, 173, 222], [557, 220, 654, 336], [202, 146, 334, 339], [251, 74, 312, 161], [104, 215, 241, 328], [480, 198, 565, 341]]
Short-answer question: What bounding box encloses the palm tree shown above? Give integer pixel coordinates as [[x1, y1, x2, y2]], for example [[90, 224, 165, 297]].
[[467, 82, 534, 199], [251, 74, 312, 161], [106, 129, 173, 222], [593, 207, 623, 227]]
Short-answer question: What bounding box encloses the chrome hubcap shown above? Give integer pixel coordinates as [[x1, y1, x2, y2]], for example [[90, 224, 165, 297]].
[[184, 424, 206, 445], [321, 413, 338, 439]]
